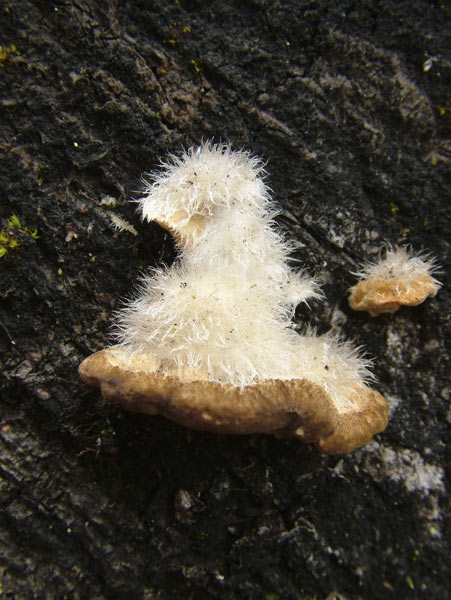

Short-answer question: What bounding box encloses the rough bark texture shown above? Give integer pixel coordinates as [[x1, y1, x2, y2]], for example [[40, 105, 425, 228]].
[[1, 1, 450, 598]]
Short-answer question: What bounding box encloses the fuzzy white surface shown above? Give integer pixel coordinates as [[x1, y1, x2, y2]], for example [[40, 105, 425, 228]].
[[355, 246, 441, 283], [114, 143, 372, 410]]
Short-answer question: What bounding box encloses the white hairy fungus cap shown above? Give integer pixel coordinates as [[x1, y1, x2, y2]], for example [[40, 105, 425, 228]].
[[80, 143, 388, 454], [349, 246, 441, 317]]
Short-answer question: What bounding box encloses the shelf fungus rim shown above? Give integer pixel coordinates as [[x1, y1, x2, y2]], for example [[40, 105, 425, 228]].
[[79, 347, 389, 455]]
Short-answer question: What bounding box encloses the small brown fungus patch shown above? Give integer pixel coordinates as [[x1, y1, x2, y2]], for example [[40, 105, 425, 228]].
[[349, 275, 439, 316], [348, 247, 441, 317]]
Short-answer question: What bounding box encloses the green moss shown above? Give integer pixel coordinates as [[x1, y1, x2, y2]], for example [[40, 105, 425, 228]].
[[412, 549, 420, 563], [189, 58, 201, 73], [0, 43, 19, 65], [0, 214, 39, 258], [166, 22, 192, 46], [437, 105, 451, 119]]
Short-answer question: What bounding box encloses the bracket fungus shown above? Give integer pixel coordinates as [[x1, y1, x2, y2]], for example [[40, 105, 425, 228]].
[[348, 246, 441, 317], [80, 143, 388, 454]]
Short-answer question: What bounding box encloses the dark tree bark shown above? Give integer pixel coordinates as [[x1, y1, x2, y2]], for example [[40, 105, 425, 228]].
[[1, 1, 450, 598]]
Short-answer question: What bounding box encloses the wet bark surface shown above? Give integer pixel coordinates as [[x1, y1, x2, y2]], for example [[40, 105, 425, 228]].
[[0, 1, 450, 598]]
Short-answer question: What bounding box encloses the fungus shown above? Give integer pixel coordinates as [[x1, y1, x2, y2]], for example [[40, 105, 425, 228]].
[[109, 213, 138, 236], [348, 246, 441, 317], [79, 143, 388, 454]]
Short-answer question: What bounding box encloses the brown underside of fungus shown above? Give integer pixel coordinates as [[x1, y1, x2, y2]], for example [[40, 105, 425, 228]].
[[79, 348, 388, 455], [79, 144, 389, 454]]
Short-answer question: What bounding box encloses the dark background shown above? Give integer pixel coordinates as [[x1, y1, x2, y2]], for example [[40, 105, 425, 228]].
[[0, 1, 450, 598]]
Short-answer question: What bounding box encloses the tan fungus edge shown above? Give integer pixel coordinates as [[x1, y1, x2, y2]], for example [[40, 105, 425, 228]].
[[79, 348, 388, 455], [348, 274, 438, 317]]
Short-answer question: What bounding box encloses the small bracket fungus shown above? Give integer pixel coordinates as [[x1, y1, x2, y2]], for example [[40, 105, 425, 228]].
[[348, 246, 441, 317], [80, 143, 388, 454]]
